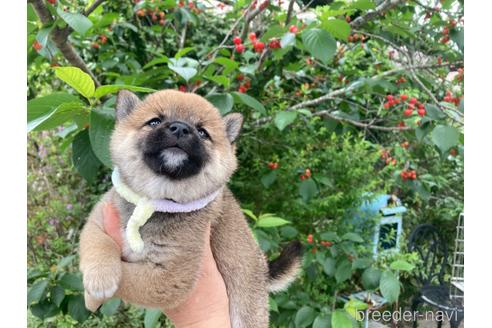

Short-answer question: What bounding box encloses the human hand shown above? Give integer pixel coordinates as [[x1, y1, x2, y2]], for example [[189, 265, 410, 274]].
[[102, 202, 231, 328]]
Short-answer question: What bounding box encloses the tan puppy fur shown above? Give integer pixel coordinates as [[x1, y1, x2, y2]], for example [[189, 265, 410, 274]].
[[79, 90, 302, 327]]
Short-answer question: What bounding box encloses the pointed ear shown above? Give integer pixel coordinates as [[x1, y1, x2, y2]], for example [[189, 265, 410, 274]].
[[223, 113, 243, 143], [115, 90, 141, 121]]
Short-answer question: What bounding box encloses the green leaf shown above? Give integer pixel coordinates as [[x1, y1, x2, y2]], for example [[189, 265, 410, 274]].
[[168, 65, 197, 82], [241, 208, 257, 221], [430, 125, 460, 154], [320, 232, 339, 242], [301, 28, 336, 64], [54, 67, 95, 100], [100, 298, 121, 316], [94, 85, 156, 100], [143, 56, 169, 69], [335, 260, 353, 283], [28, 279, 49, 305], [144, 308, 162, 328], [361, 268, 381, 290], [51, 285, 65, 307], [331, 309, 352, 328], [232, 92, 266, 114], [390, 260, 415, 272], [341, 232, 364, 243], [450, 28, 464, 53], [322, 19, 351, 41], [89, 109, 115, 168], [261, 170, 277, 188], [57, 255, 76, 269], [72, 129, 102, 182], [30, 300, 59, 320], [175, 47, 194, 59], [350, 0, 375, 10], [352, 257, 373, 269], [280, 226, 298, 238], [206, 93, 234, 115], [313, 314, 332, 328], [59, 273, 84, 291], [294, 306, 316, 328], [57, 8, 93, 35], [425, 104, 446, 120], [67, 295, 90, 322], [214, 57, 239, 75], [280, 32, 296, 48], [269, 297, 279, 312], [323, 258, 336, 276], [27, 93, 81, 122], [379, 271, 400, 303], [204, 75, 230, 88], [299, 179, 318, 202], [344, 299, 368, 320], [256, 216, 291, 228], [274, 111, 298, 131], [27, 102, 85, 132]]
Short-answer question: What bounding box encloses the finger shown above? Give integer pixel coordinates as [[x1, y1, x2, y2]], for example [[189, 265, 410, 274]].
[[102, 202, 124, 249]]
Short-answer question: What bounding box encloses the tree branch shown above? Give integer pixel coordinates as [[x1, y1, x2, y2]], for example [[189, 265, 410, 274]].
[[29, 0, 101, 87], [285, 0, 296, 26], [254, 61, 462, 127], [350, 0, 406, 29], [83, 0, 105, 16]]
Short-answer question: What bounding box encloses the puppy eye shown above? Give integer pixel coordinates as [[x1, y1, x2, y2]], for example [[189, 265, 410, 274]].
[[197, 127, 210, 139], [146, 118, 162, 127]]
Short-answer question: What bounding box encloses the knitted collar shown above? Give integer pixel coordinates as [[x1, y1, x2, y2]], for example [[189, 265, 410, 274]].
[[111, 167, 221, 252]]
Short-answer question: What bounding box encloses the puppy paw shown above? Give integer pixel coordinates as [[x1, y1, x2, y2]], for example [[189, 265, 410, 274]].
[[83, 264, 121, 300], [84, 290, 103, 312]]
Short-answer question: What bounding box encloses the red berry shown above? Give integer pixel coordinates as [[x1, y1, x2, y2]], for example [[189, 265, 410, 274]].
[[300, 174, 306, 181], [409, 97, 417, 104], [159, 12, 165, 18], [236, 74, 245, 81], [403, 108, 413, 116], [178, 1, 184, 7], [307, 234, 313, 244], [136, 9, 145, 17], [289, 25, 298, 34], [159, 19, 165, 25], [450, 148, 458, 157], [321, 241, 333, 247], [33, 40, 42, 51], [417, 109, 426, 117], [253, 41, 265, 53], [249, 32, 257, 42], [268, 39, 281, 49], [235, 44, 245, 53], [178, 85, 187, 92], [400, 94, 408, 101], [384, 102, 391, 109], [268, 162, 279, 169], [47, 0, 56, 4], [305, 168, 311, 178], [238, 85, 247, 93], [100, 35, 108, 44], [91, 42, 100, 49], [233, 36, 242, 45], [260, 0, 269, 10], [398, 121, 406, 128], [386, 95, 394, 102], [345, 16, 351, 23]]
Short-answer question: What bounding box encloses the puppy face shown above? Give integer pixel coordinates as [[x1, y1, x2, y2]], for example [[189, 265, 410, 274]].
[[110, 90, 243, 203]]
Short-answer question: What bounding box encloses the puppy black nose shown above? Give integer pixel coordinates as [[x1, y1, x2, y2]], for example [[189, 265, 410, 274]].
[[168, 122, 191, 138]]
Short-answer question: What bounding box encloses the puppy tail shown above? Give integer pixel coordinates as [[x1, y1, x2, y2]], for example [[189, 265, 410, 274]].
[[267, 240, 303, 293]]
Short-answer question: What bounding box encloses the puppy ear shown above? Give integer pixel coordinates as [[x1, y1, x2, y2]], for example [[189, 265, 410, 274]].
[[223, 113, 243, 143], [115, 90, 141, 121]]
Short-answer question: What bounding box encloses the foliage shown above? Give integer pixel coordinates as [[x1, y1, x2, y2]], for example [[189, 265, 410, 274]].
[[27, 0, 464, 326]]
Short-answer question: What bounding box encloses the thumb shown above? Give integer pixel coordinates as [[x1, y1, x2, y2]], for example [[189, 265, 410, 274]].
[[102, 202, 123, 250]]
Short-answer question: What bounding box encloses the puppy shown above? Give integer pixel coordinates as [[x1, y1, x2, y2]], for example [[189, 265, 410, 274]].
[[79, 90, 302, 327]]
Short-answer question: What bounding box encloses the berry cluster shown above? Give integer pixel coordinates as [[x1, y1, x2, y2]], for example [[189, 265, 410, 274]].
[[443, 90, 461, 106], [347, 33, 366, 43], [400, 170, 417, 181], [395, 76, 407, 85], [238, 79, 251, 93], [380, 149, 397, 166], [267, 162, 279, 169], [440, 19, 457, 44], [299, 168, 311, 181], [383, 94, 426, 117], [136, 8, 166, 25], [306, 234, 333, 248], [47, 0, 56, 4]]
